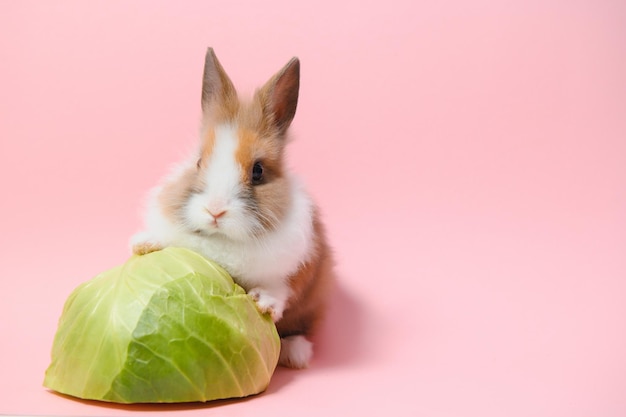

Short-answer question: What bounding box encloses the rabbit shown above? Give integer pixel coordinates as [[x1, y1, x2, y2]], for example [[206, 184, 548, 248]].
[[131, 48, 335, 369]]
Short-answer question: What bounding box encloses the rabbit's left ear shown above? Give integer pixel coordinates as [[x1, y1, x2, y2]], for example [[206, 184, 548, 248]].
[[201, 47, 237, 113], [256, 57, 300, 135]]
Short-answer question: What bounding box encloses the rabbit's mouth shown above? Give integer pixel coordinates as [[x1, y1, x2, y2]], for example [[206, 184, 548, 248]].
[[192, 227, 214, 237], [191, 224, 236, 241]]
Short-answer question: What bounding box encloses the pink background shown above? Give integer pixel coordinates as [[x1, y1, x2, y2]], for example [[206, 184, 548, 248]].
[[1, 1, 625, 416]]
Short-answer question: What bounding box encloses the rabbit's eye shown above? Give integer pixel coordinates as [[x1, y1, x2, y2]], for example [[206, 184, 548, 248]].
[[251, 161, 264, 185]]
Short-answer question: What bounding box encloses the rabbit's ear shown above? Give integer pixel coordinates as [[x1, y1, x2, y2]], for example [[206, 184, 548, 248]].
[[201, 48, 237, 114], [256, 57, 300, 134]]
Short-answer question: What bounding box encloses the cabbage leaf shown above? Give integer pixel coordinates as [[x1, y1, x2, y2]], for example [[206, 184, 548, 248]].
[[44, 247, 280, 403]]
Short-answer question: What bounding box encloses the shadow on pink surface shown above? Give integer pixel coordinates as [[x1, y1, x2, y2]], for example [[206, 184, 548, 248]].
[[267, 282, 369, 392], [310, 283, 367, 369], [46, 390, 258, 412]]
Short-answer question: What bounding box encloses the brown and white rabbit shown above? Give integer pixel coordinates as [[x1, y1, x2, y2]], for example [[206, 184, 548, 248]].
[[131, 48, 334, 369]]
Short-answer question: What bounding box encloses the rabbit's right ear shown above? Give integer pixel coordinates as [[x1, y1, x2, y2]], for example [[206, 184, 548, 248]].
[[201, 48, 237, 114]]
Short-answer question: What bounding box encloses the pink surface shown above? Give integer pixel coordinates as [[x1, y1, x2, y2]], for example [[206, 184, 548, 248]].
[[1, 1, 625, 416]]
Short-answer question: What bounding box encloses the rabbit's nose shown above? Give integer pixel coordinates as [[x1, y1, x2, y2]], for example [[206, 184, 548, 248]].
[[208, 209, 226, 219]]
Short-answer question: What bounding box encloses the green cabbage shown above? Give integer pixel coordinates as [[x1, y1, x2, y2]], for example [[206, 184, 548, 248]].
[[43, 247, 280, 403]]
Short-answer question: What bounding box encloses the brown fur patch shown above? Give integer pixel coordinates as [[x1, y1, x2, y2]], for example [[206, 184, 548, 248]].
[[199, 127, 216, 167], [232, 108, 289, 232], [252, 177, 291, 231], [204, 91, 240, 124], [276, 209, 335, 338], [235, 127, 284, 183], [158, 166, 200, 221], [235, 128, 260, 184]]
